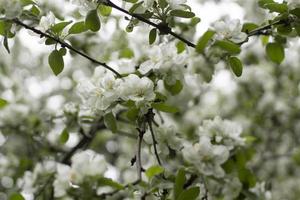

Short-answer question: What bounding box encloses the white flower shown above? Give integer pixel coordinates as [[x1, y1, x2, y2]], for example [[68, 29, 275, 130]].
[[70, 150, 107, 184], [119, 74, 155, 104], [77, 69, 121, 111], [53, 164, 71, 198], [0, 0, 22, 18], [182, 136, 229, 178], [212, 19, 247, 43], [198, 116, 244, 150], [139, 42, 186, 84], [38, 12, 55, 32]]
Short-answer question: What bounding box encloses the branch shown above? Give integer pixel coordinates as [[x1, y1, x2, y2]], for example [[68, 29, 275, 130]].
[[10, 18, 122, 77], [136, 127, 145, 181], [147, 112, 162, 166], [105, 0, 196, 48], [61, 122, 105, 164]]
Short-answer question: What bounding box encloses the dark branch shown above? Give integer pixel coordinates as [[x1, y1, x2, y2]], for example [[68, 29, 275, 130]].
[[10, 18, 122, 77], [147, 111, 162, 166], [105, 0, 196, 48]]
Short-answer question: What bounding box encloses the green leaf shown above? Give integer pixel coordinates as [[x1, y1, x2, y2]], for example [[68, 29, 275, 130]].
[[196, 30, 215, 53], [126, 107, 139, 122], [149, 28, 157, 45], [59, 47, 67, 56], [176, 41, 186, 54], [291, 8, 300, 18], [242, 23, 259, 33], [85, 9, 101, 32], [68, 21, 87, 34], [98, 4, 112, 16], [123, 0, 138, 3], [228, 56, 243, 77], [258, 0, 274, 7], [9, 193, 25, 200], [145, 165, 164, 180], [60, 128, 69, 144], [264, 3, 288, 13], [20, 0, 35, 6], [30, 5, 40, 16], [119, 48, 134, 58], [0, 98, 8, 109], [45, 38, 56, 45], [51, 21, 72, 34], [174, 168, 186, 199], [238, 167, 256, 188], [129, 2, 143, 13], [158, 0, 168, 9], [98, 177, 124, 190], [152, 102, 179, 113], [164, 80, 183, 95], [214, 40, 241, 54], [293, 148, 300, 165], [170, 10, 195, 18], [266, 42, 285, 64], [104, 112, 117, 133], [177, 187, 200, 200], [48, 50, 64, 75]]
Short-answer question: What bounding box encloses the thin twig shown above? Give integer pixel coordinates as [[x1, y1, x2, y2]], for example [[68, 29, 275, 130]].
[[105, 0, 196, 48], [148, 118, 162, 166], [10, 18, 122, 77], [136, 127, 145, 181]]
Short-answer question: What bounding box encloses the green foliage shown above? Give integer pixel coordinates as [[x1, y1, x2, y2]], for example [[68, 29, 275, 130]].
[[145, 165, 164, 180], [149, 28, 157, 45], [177, 187, 200, 200], [164, 80, 183, 95], [48, 50, 64, 75], [266, 42, 285, 64], [174, 168, 186, 199], [170, 10, 195, 18], [85, 9, 101, 32], [69, 21, 88, 34], [152, 102, 179, 113], [214, 40, 241, 54], [0, 98, 8, 109], [9, 193, 25, 200], [51, 21, 72, 34], [196, 30, 215, 53], [104, 112, 118, 133], [228, 56, 243, 77], [60, 128, 69, 144]]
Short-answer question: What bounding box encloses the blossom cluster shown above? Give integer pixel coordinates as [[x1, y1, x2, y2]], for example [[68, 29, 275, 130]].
[[182, 117, 244, 177], [77, 68, 156, 112]]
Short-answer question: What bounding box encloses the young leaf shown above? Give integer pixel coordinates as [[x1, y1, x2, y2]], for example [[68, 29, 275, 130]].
[[228, 56, 243, 77], [266, 42, 285, 64], [170, 10, 195, 18], [149, 28, 157, 45], [152, 102, 179, 113], [196, 30, 215, 53], [145, 165, 164, 180], [177, 187, 200, 200], [51, 21, 72, 34], [98, 177, 124, 190], [85, 9, 101, 32], [176, 41, 186, 54], [3, 35, 10, 53], [69, 21, 87, 34], [48, 50, 64, 76], [164, 80, 183, 95], [214, 40, 241, 54], [104, 112, 117, 133], [0, 98, 8, 109], [174, 168, 186, 199], [9, 193, 25, 200], [98, 4, 112, 17], [60, 128, 69, 144]]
